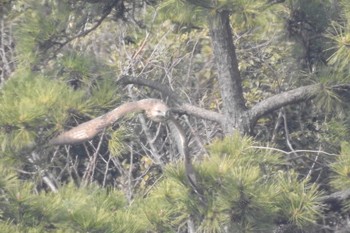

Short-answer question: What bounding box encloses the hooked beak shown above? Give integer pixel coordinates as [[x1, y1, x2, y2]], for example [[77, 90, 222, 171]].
[[165, 110, 170, 118]]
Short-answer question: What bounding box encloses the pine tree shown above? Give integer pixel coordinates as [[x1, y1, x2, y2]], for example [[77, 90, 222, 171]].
[[1, 0, 350, 232]]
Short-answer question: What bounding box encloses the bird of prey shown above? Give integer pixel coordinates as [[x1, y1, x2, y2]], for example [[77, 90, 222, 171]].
[[49, 99, 168, 145], [49, 99, 200, 193]]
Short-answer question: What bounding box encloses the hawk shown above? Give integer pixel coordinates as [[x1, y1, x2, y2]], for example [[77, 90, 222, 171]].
[[49, 99, 168, 145], [49, 98, 199, 194]]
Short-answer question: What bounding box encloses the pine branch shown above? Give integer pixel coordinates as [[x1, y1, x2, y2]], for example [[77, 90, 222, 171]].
[[249, 83, 350, 122], [53, 0, 118, 54], [119, 75, 350, 128], [319, 188, 350, 202], [249, 84, 321, 122], [117, 75, 225, 123]]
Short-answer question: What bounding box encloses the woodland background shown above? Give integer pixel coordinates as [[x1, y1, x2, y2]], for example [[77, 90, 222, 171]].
[[1, 0, 350, 232]]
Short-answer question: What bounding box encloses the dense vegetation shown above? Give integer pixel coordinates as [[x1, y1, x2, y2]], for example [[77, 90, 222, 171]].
[[1, 0, 350, 232]]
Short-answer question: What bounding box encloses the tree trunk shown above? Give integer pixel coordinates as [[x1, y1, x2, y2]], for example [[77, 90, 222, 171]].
[[118, 10, 345, 136], [207, 10, 251, 135]]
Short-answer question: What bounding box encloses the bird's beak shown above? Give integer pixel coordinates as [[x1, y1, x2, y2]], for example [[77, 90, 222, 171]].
[[165, 110, 170, 118]]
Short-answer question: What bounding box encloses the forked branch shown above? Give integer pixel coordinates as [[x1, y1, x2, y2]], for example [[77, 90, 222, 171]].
[[117, 75, 225, 123], [118, 75, 350, 133]]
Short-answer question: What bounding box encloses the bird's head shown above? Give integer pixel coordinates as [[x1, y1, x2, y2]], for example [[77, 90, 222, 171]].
[[143, 100, 169, 122]]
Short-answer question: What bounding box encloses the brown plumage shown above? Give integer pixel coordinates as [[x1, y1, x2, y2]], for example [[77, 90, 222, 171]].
[[49, 98, 200, 195], [49, 99, 168, 145]]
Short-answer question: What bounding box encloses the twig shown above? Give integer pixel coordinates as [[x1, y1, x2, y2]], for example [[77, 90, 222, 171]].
[[282, 108, 298, 157], [101, 154, 111, 188], [183, 115, 208, 157], [137, 113, 163, 164], [143, 174, 163, 197], [271, 109, 283, 142], [52, 0, 118, 55], [138, 29, 172, 75], [89, 132, 105, 183], [306, 145, 321, 180], [63, 146, 81, 183], [82, 130, 105, 185], [127, 144, 134, 203], [250, 146, 337, 156], [29, 152, 58, 193], [186, 38, 199, 80]]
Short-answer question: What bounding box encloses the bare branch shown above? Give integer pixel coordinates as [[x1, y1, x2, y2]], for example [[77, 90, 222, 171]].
[[52, 0, 118, 55], [118, 75, 225, 123], [250, 146, 337, 156], [29, 152, 58, 193], [249, 83, 350, 122], [282, 108, 297, 157], [127, 144, 134, 203], [118, 75, 182, 103], [137, 113, 163, 165], [318, 188, 350, 202], [172, 104, 224, 124], [82, 130, 105, 185], [249, 84, 321, 121]]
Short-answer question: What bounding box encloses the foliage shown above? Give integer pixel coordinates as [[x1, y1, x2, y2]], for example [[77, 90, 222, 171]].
[[0, 72, 83, 152], [0, 160, 149, 232], [142, 135, 323, 232], [12, 0, 114, 66], [0, 133, 324, 232], [325, 1, 350, 72], [1, 0, 350, 232], [0, 61, 120, 154], [158, 0, 275, 30], [329, 142, 350, 217], [330, 142, 350, 190]]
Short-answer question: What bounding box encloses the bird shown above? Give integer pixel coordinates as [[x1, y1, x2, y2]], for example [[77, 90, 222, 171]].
[[49, 99, 168, 145], [49, 98, 201, 196]]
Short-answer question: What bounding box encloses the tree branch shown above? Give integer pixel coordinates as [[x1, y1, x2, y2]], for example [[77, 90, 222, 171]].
[[118, 75, 182, 103], [53, 0, 118, 54], [117, 75, 225, 123], [249, 84, 321, 122], [120, 76, 350, 127], [318, 188, 350, 202], [172, 104, 224, 124]]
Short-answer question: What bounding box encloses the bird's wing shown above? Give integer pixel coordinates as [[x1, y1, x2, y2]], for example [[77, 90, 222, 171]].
[[49, 116, 109, 145], [49, 99, 163, 146], [166, 116, 199, 191]]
